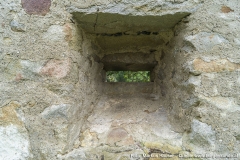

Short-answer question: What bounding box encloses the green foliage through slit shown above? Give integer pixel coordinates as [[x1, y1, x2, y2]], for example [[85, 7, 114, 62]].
[[106, 71, 150, 82]]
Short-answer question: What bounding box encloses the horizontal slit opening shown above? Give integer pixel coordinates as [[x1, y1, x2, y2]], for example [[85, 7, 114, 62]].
[[106, 71, 151, 82]]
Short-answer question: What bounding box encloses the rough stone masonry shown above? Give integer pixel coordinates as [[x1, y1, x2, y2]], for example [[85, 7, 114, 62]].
[[0, 0, 240, 160]]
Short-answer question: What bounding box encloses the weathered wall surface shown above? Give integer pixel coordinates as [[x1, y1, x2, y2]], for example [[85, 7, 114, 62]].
[[0, 0, 240, 159], [0, 0, 103, 159], [165, 1, 240, 157]]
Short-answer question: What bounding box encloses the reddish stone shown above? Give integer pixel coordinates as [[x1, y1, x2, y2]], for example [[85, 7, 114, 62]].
[[63, 23, 73, 41], [221, 6, 234, 13], [40, 58, 71, 79], [21, 0, 51, 16], [15, 73, 23, 81]]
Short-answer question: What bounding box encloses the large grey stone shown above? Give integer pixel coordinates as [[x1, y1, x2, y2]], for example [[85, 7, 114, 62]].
[[187, 119, 216, 153], [41, 104, 70, 119], [185, 32, 228, 52]]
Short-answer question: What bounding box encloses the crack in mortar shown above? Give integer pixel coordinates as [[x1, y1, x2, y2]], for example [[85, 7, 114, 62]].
[[94, 9, 99, 32]]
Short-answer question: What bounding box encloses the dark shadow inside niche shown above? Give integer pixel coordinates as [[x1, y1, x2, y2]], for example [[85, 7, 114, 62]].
[[72, 12, 190, 96]]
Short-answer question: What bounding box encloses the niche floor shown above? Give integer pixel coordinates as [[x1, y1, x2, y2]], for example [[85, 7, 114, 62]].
[[80, 96, 183, 159]]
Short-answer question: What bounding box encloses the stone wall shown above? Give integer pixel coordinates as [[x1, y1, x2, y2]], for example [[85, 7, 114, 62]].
[[0, 0, 240, 159]]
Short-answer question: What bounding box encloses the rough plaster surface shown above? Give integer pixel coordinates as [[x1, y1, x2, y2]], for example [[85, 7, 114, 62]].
[[0, 0, 240, 159]]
